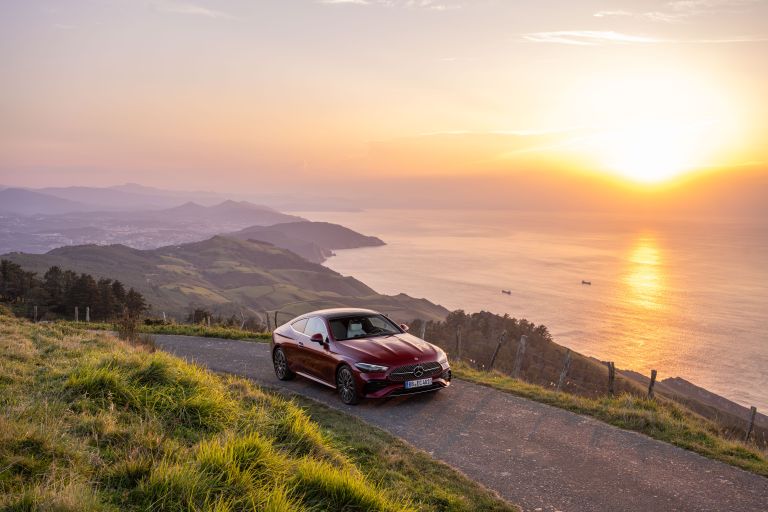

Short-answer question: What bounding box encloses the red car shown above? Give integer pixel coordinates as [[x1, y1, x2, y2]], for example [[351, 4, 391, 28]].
[[271, 308, 451, 404]]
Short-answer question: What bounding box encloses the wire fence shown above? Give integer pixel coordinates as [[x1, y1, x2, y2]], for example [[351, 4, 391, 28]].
[[412, 319, 765, 447]]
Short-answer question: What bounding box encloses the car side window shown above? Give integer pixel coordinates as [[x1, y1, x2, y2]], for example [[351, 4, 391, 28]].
[[305, 317, 329, 341], [291, 318, 309, 333]]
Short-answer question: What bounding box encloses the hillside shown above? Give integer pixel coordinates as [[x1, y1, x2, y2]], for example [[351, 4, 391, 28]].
[[0, 311, 515, 511], [230, 221, 385, 263], [2, 236, 447, 322], [0, 188, 91, 215]]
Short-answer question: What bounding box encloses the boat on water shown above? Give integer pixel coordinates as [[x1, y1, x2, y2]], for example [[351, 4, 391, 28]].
[[581, 280, 592, 285], [501, 289, 512, 295]]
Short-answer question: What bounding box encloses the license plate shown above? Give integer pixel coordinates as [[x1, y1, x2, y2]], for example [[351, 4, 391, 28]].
[[405, 378, 432, 389]]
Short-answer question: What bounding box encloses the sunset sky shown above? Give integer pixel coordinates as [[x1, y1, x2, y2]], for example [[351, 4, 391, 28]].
[[1, 0, 767, 200]]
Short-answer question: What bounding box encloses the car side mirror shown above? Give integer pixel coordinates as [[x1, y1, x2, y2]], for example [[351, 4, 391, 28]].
[[310, 333, 325, 344], [399, 323, 409, 332]]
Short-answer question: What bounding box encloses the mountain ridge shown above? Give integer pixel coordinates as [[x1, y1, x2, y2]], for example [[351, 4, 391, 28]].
[[2, 235, 447, 323]]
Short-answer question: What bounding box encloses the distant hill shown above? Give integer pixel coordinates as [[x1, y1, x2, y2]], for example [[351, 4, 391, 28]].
[[0, 200, 307, 254], [109, 182, 225, 201], [37, 185, 180, 211], [159, 200, 301, 225], [230, 221, 385, 263], [0, 188, 92, 215], [37, 183, 246, 210], [2, 236, 447, 323]]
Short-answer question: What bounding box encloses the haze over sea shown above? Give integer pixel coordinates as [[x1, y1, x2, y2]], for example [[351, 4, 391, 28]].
[[298, 209, 768, 411]]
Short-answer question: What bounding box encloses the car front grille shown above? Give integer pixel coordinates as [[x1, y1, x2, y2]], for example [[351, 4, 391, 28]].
[[388, 361, 443, 382]]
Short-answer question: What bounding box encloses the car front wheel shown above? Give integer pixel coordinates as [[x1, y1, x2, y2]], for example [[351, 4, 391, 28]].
[[336, 365, 360, 405], [273, 347, 295, 381]]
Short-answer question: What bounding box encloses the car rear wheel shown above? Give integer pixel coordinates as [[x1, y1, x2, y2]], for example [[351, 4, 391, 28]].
[[273, 347, 295, 381], [336, 365, 359, 405]]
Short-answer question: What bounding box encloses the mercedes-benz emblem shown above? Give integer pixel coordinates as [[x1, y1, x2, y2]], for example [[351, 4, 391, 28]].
[[413, 365, 424, 378]]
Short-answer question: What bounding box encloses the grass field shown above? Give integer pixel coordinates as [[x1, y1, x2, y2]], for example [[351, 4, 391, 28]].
[[452, 361, 768, 477], [63, 320, 272, 341], [0, 312, 516, 511]]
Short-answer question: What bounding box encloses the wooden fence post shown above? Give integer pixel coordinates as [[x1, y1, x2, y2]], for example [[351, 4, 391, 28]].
[[745, 406, 757, 442], [163, 311, 167, 323], [265, 312, 271, 331], [85, 306, 90, 323], [274, 310, 279, 329], [647, 369, 658, 399], [207, 316, 211, 328], [420, 321, 427, 341], [512, 335, 527, 378], [607, 361, 616, 396], [488, 330, 507, 371], [455, 327, 462, 360], [556, 349, 572, 391], [75, 306, 79, 322]]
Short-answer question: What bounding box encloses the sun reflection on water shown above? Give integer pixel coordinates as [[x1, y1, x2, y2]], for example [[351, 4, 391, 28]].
[[616, 236, 669, 370], [624, 237, 664, 311]]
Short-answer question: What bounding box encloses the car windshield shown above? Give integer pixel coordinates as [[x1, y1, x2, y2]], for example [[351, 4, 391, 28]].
[[329, 314, 401, 341]]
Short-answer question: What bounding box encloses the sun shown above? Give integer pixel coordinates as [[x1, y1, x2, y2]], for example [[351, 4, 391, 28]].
[[553, 68, 740, 185], [597, 122, 705, 184]]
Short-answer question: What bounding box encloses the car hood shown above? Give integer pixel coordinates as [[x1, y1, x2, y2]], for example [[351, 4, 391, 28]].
[[336, 333, 442, 364]]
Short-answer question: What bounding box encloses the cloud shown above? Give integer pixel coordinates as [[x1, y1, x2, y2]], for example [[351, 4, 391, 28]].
[[317, 0, 461, 10], [522, 30, 768, 46], [154, 1, 235, 19], [522, 31, 661, 45], [593, 0, 762, 23], [318, 0, 370, 4]]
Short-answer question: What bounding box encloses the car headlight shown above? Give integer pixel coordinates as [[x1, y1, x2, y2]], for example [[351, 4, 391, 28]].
[[354, 362, 389, 373], [437, 353, 449, 366]]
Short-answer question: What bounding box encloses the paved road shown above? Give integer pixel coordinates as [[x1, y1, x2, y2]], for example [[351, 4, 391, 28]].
[[155, 335, 768, 512]]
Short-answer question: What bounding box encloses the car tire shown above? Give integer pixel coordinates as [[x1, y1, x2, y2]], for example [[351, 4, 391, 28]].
[[273, 347, 295, 381], [336, 365, 360, 405]]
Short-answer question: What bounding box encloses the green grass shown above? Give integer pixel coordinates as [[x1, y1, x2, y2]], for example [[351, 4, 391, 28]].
[[0, 310, 516, 511], [452, 361, 768, 477], [62, 320, 272, 341]]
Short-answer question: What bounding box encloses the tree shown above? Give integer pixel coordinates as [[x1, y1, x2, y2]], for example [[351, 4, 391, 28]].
[[0, 260, 37, 302], [125, 288, 147, 318], [111, 280, 126, 315], [43, 266, 64, 306], [1, 261, 148, 322], [93, 278, 116, 321], [66, 274, 99, 313]]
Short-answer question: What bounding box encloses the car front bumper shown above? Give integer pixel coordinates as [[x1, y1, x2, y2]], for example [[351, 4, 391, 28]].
[[359, 367, 451, 398]]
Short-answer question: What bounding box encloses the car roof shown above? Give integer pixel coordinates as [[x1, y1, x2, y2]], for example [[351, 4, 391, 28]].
[[299, 308, 380, 319]]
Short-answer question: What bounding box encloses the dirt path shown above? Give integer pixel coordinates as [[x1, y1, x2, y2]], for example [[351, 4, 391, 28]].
[[154, 335, 768, 512]]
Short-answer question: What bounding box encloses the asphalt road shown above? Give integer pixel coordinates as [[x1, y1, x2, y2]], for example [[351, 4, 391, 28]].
[[155, 335, 768, 512]]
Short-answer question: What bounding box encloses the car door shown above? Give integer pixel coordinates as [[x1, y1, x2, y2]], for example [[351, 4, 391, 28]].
[[282, 317, 309, 373], [301, 316, 337, 385]]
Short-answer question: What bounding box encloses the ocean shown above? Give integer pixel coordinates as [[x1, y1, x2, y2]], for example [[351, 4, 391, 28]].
[[296, 209, 768, 411]]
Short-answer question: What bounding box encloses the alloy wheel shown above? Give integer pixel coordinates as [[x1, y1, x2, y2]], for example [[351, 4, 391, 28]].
[[273, 348, 294, 380], [337, 367, 359, 404]]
